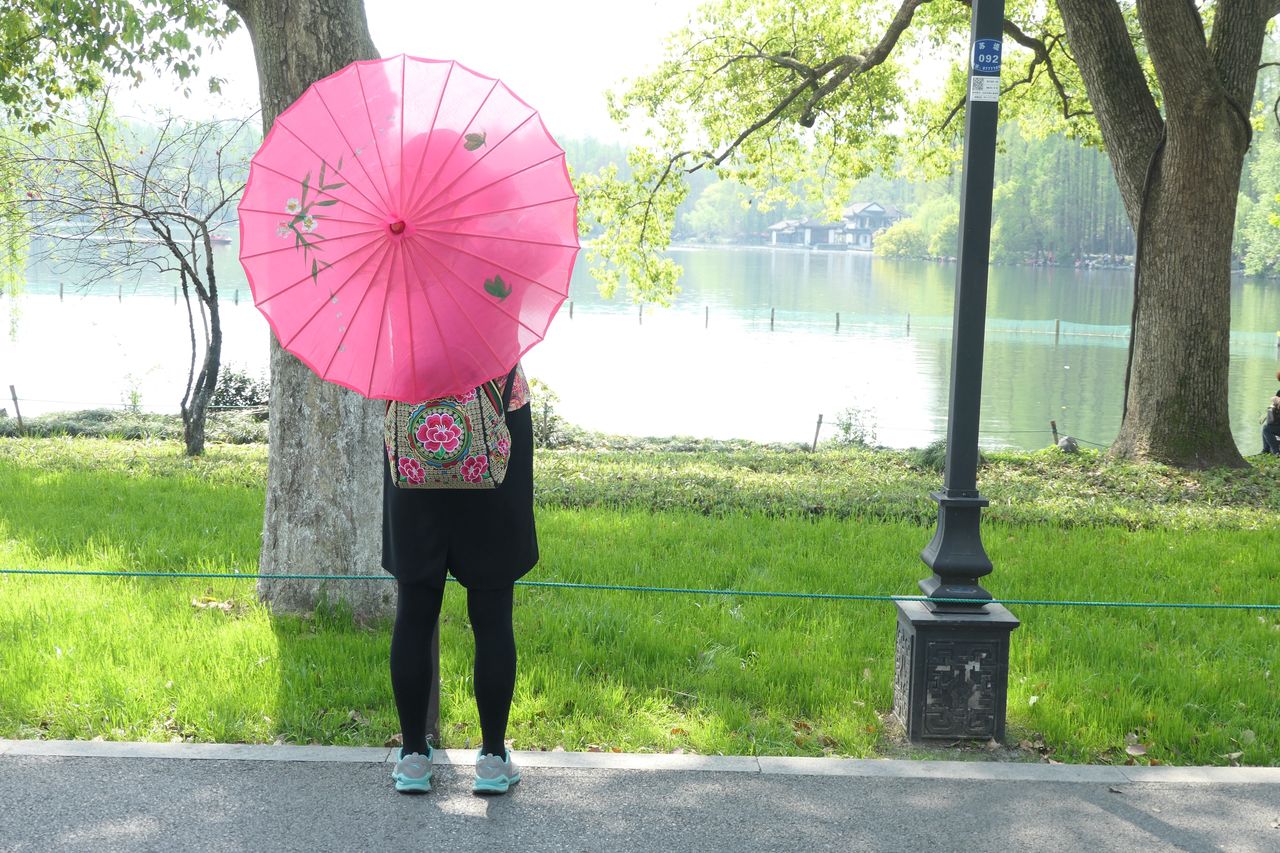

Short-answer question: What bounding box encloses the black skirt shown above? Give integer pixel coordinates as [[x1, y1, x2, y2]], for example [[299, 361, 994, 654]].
[[381, 403, 537, 589]]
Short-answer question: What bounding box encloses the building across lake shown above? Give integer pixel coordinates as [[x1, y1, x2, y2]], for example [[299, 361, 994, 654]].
[[768, 202, 905, 250]]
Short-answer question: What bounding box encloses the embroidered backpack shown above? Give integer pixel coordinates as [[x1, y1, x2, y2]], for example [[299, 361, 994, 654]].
[[384, 368, 518, 490]]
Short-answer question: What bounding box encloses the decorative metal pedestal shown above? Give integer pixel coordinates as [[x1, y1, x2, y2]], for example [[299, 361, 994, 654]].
[[893, 600, 1019, 741]]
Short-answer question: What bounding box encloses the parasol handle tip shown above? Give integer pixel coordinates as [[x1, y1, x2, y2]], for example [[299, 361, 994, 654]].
[[389, 220, 406, 235]]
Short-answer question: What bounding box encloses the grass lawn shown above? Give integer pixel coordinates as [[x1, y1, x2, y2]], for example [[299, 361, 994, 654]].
[[1, 436, 1278, 765]]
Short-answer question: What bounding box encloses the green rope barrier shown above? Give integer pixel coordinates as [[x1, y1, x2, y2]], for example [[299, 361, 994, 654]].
[[2, 567, 1279, 611]]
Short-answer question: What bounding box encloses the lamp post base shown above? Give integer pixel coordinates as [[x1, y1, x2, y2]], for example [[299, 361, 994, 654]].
[[892, 600, 1019, 741]]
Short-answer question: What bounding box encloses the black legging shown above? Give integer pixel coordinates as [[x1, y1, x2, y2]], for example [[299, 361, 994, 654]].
[[390, 578, 516, 758]]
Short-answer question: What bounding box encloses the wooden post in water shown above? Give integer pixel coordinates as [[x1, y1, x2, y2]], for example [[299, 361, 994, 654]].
[[811, 414, 823, 452], [569, 300, 574, 319], [906, 313, 911, 334], [1055, 319, 1060, 342], [705, 306, 709, 329], [174, 287, 177, 305], [118, 284, 123, 302], [770, 307, 775, 331], [234, 289, 240, 306], [8, 386, 22, 433], [835, 312, 840, 333], [59, 283, 64, 301], [1050, 420, 1059, 445], [639, 303, 643, 325]]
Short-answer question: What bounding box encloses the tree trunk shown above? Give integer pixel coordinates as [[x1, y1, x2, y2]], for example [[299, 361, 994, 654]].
[[1110, 107, 1246, 467], [224, 0, 393, 620], [1057, 0, 1273, 467], [182, 301, 220, 457]]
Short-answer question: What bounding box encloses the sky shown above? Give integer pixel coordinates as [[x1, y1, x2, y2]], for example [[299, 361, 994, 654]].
[[117, 0, 707, 142]]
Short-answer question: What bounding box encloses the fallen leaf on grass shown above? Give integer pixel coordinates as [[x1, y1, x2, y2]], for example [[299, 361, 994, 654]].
[[670, 727, 688, 736], [191, 596, 234, 613], [1108, 786, 1124, 794], [384, 733, 403, 748], [1125, 744, 1148, 757], [792, 720, 811, 733]]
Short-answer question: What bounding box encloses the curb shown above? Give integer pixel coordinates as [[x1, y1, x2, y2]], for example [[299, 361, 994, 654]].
[[3, 739, 1278, 785]]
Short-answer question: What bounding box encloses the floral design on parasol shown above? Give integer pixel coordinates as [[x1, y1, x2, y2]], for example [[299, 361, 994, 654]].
[[238, 54, 580, 401]]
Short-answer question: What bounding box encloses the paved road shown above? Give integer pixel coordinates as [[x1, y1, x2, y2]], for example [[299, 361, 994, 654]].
[[2, 740, 1278, 852]]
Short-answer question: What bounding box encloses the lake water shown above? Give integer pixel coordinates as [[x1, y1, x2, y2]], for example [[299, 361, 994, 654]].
[[4, 244, 1279, 452]]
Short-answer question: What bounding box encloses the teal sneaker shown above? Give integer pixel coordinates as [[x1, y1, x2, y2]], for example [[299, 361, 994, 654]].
[[391, 745, 433, 793], [472, 749, 521, 795]]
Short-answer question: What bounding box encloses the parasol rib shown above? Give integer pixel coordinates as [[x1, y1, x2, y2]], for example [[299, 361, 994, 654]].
[[399, 237, 466, 396], [311, 84, 394, 215], [397, 54, 407, 216], [350, 240, 400, 395], [238, 203, 382, 226], [412, 246, 517, 371], [400, 109, 538, 225], [405, 232, 547, 339], [283, 239, 395, 352], [413, 151, 566, 223], [394, 239, 421, 397], [316, 241, 399, 380], [423, 194, 580, 228], [407, 229, 571, 302], [239, 226, 386, 278], [268, 118, 391, 220], [401, 76, 501, 223], [414, 228, 577, 251], [353, 60, 401, 217], [400, 60, 456, 217]]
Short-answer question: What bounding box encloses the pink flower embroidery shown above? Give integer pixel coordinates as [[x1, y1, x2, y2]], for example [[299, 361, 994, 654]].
[[495, 437, 510, 458], [461, 454, 489, 483], [417, 412, 462, 455], [397, 456, 426, 485], [454, 388, 477, 404]]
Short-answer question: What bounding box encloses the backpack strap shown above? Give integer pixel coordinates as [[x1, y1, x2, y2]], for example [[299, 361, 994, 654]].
[[499, 366, 519, 413]]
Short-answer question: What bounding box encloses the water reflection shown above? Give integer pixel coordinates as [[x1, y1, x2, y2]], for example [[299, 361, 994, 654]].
[[5, 245, 1279, 452]]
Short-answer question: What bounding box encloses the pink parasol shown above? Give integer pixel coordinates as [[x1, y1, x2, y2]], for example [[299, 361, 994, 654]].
[[237, 54, 579, 401]]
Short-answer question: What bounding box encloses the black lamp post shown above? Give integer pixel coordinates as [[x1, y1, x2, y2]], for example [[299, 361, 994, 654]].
[[892, 0, 1020, 742]]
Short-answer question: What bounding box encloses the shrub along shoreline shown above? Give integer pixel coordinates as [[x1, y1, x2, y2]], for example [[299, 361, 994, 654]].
[[1, 433, 1277, 765]]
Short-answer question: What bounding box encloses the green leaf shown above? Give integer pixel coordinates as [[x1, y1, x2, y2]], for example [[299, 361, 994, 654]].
[[311, 258, 319, 283], [315, 199, 338, 207], [483, 275, 512, 300], [320, 182, 346, 191], [464, 132, 487, 151]]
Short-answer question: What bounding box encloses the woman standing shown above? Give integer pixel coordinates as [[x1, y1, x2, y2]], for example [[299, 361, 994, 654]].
[[1262, 370, 1280, 455], [383, 366, 536, 795]]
